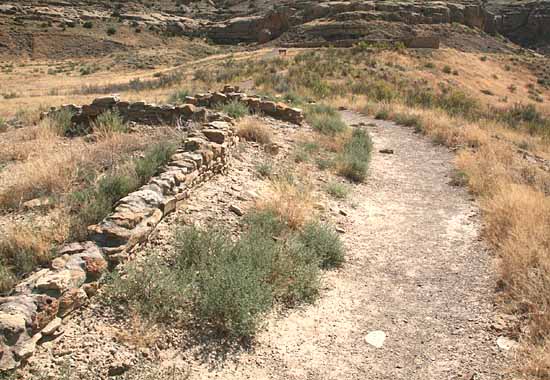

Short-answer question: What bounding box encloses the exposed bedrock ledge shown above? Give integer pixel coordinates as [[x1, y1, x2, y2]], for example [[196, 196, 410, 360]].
[[0, 94, 303, 371]]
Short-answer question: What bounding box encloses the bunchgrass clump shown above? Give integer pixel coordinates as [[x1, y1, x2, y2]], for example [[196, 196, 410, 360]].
[[168, 89, 190, 104], [237, 117, 272, 144], [134, 142, 177, 185], [49, 108, 74, 136], [69, 170, 138, 239], [255, 161, 273, 178], [336, 129, 373, 183], [326, 181, 349, 199], [0, 117, 7, 133], [305, 104, 347, 135], [298, 222, 345, 269], [316, 157, 333, 170], [93, 110, 128, 136], [0, 219, 69, 293], [69, 141, 176, 239], [104, 256, 189, 322], [217, 100, 250, 119]]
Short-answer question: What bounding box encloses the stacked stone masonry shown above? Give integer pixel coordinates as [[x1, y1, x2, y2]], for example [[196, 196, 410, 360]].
[[0, 92, 304, 371], [46, 85, 303, 133]]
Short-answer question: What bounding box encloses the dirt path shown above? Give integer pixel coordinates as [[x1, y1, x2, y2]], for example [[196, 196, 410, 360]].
[[184, 112, 510, 379]]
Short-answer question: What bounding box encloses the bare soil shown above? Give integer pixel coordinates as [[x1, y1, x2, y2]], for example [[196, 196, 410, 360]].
[[20, 113, 512, 379]]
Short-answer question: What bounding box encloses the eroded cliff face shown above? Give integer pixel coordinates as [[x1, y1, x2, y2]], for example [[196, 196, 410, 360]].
[[0, 0, 549, 53], [487, 1, 550, 51]]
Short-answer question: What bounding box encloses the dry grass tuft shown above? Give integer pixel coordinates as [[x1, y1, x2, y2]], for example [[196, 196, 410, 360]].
[[484, 184, 550, 336], [236, 116, 273, 144], [0, 132, 150, 209], [256, 174, 314, 230], [114, 312, 160, 349], [0, 121, 59, 163], [0, 212, 70, 291]]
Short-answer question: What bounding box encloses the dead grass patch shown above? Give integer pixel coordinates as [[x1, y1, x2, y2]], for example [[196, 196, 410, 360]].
[[0, 211, 70, 292], [0, 132, 151, 209], [114, 312, 160, 349], [236, 116, 272, 144], [256, 175, 314, 230]]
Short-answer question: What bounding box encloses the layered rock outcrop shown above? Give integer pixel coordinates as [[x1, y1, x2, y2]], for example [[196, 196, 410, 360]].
[[1, 1, 549, 51]]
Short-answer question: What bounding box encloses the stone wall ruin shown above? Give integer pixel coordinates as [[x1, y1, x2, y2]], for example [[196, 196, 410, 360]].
[[0, 92, 304, 371]]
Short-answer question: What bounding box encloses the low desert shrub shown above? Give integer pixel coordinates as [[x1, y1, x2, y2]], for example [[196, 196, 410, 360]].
[[70, 141, 175, 239], [93, 110, 128, 136], [178, 228, 275, 337], [70, 171, 138, 239], [168, 89, 190, 104], [316, 157, 333, 170], [293, 148, 309, 163], [0, 117, 7, 133], [298, 222, 345, 269], [134, 142, 176, 185], [336, 128, 373, 183], [305, 104, 347, 135], [104, 257, 189, 322], [394, 113, 422, 130], [0, 264, 16, 294], [105, 185, 343, 338], [172, 223, 324, 336], [326, 181, 349, 199], [49, 108, 74, 136], [217, 100, 249, 119], [499, 103, 550, 136], [255, 160, 273, 178]]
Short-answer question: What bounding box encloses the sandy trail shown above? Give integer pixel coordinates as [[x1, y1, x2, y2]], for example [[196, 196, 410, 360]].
[[187, 111, 508, 380]]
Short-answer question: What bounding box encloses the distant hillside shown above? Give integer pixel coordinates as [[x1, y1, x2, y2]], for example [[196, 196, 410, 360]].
[[0, 0, 549, 58]]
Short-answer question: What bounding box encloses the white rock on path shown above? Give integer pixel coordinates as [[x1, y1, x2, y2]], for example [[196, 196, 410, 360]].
[[496, 336, 518, 351], [365, 331, 386, 348]]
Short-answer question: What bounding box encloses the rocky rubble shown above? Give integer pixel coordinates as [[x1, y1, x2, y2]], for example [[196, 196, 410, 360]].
[[0, 93, 304, 371]]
